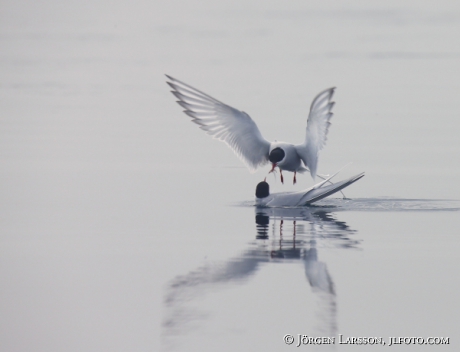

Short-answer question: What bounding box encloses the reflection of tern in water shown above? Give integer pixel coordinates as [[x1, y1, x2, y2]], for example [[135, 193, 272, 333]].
[[255, 207, 357, 337], [162, 207, 359, 348]]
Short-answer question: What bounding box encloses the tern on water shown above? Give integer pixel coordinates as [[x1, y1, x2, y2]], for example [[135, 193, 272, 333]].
[[255, 170, 365, 207], [166, 75, 335, 184]]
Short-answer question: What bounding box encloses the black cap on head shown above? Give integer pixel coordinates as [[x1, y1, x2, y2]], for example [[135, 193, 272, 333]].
[[255, 181, 270, 198], [269, 147, 285, 163]]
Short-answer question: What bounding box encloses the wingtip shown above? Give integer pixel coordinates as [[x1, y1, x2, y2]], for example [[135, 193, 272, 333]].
[[321, 86, 336, 94], [324, 87, 336, 99], [352, 172, 365, 183], [166, 81, 176, 90], [328, 87, 336, 97], [165, 74, 175, 82]]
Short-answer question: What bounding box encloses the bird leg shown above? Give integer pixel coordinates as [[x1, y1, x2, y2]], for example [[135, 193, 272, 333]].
[[267, 164, 285, 184], [293, 171, 297, 185]]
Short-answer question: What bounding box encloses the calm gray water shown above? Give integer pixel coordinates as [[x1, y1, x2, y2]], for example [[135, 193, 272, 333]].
[[1, 1, 460, 351]]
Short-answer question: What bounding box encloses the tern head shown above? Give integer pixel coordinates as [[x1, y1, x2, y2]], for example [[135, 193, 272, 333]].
[[269, 147, 285, 164], [255, 181, 270, 198]]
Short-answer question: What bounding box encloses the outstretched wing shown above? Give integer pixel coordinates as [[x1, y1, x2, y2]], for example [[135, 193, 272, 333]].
[[166, 75, 271, 171], [296, 87, 335, 179]]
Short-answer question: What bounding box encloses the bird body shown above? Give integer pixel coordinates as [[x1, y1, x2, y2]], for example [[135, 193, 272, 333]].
[[166, 75, 335, 183], [269, 142, 306, 173], [255, 171, 365, 207]]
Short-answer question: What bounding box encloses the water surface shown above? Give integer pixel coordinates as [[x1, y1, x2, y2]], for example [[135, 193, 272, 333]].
[[1, 0, 460, 351]]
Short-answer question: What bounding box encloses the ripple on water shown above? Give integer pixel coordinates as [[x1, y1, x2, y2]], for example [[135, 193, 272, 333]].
[[238, 198, 460, 212], [310, 198, 460, 212]]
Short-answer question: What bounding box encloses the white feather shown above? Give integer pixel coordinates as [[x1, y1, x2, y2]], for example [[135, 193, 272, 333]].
[[166, 75, 270, 171], [256, 172, 364, 207], [296, 87, 335, 179]]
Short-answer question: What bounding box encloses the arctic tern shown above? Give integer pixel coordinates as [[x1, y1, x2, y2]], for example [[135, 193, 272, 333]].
[[166, 75, 335, 184], [255, 171, 365, 207]]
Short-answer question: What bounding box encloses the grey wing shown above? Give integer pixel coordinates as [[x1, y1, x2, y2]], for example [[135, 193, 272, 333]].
[[166, 75, 271, 171], [296, 87, 335, 178]]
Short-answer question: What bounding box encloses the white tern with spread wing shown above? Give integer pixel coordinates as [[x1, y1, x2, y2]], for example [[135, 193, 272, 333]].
[[166, 75, 335, 184]]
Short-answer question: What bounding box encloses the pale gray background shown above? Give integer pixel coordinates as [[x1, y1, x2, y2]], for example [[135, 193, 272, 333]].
[[1, 0, 459, 351]]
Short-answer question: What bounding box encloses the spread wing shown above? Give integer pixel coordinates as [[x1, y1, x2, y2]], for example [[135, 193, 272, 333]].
[[166, 75, 271, 171], [296, 87, 335, 179]]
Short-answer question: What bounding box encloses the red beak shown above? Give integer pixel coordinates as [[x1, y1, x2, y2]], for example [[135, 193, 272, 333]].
[[269, 163, 277, 173]]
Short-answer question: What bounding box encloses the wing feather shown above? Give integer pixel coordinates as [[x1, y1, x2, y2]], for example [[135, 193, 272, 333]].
[[166, 75, 271, 171], [296, 87, 336, 179]]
